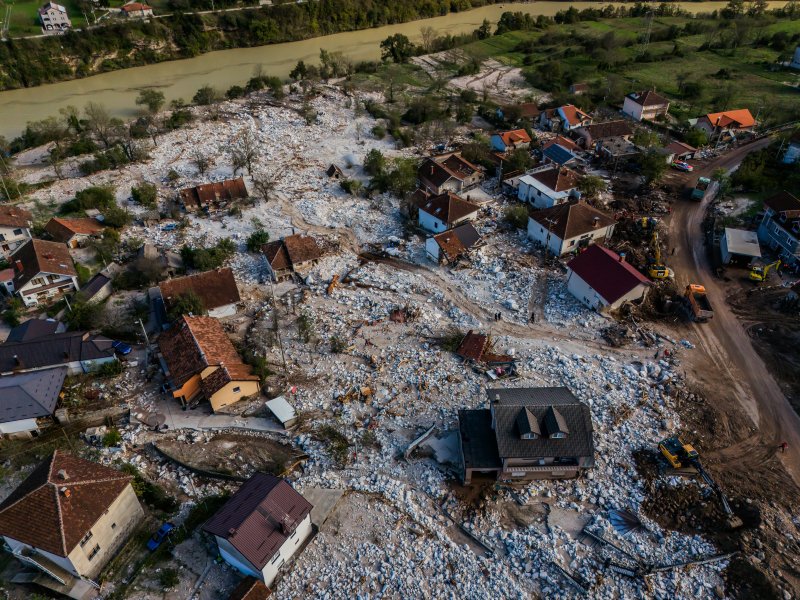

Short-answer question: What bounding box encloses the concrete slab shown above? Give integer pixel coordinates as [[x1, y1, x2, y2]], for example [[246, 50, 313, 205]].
[[301, 488, 346, 527]]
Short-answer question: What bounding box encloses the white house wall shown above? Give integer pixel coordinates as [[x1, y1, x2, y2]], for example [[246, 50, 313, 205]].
[[208, 303, 237, 318], [217, 537, 261, 579], [425, 238, 441, 262], [0, 227, 31, 258], [621, 97, 644, 121], [567, 270, 647, 312], [0, 418, 39, 435], [3, 536, 80, 578], [418, 210, 447, 233], [260, 514, 312, 587]]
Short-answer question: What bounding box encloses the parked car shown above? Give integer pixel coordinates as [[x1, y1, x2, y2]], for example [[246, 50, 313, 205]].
[[112, 341, 132, 355], [671, 161, 694, 172], [147, 522, 176, 552], [161, 223, 178, 231]]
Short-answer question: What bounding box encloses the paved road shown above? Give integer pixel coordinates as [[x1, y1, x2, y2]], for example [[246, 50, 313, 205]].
[[667, 137, 800, 488]]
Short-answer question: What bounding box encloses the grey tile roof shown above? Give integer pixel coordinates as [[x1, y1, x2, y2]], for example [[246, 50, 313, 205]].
[[0, 332, 114, 373], [6, 319, 63, 343], [0, 367, 67, 423], [487, 387, 594, 461]]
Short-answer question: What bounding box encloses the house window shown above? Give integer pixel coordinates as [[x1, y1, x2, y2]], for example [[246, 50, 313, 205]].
[[270, 552, 281, 564], [80, 531, 93, 547], [13, 229, 22, 236], [569, 240, 575, 246], [233, 386, 241, 393], [87, 544, 101, 560]]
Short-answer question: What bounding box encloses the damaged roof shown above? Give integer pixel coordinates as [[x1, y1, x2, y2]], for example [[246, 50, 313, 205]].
[[262, 234, 322, 271], [0, 204, 32, 229], [159, 268, 240, 312], [0, 451, 133, 557], [578, 120, 634, 140], [529, 201, 615, 241], [495, 129, 532, 146], [418, 192, 480, 226], [44, 217, 104, 242], [431, 223, 481, 262], [567, 244, 651, 304], [456, 331, 514, 365], [203, 473, 313, 570], [180, 177, 248, 209]]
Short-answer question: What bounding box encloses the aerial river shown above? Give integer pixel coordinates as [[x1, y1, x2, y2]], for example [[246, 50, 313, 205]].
[[0, 1, 788, 139]]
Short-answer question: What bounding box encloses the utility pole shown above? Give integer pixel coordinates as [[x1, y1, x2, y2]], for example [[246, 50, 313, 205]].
[[137, 318, 150, 364], [268, 278, 289, 385]]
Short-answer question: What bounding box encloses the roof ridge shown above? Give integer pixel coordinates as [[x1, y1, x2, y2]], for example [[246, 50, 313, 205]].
[[47, 452, 69, 556]]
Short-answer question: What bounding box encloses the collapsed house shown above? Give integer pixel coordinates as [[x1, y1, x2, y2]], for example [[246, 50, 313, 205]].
[[458, 387, 595, 484], [262, 234, 323, 282], [425, 223, 482, 265], [159, 267, 241, 318], [179, 177, 249, 212], [455, 331, 516, 378]]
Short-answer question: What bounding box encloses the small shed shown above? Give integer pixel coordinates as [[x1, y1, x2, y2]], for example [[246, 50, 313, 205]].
[[326, 164, 344, 179], [265, 395, 297, 428], [721, 228, 761, 265]]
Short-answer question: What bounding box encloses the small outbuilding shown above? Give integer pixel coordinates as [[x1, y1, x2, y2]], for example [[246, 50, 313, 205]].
[[720, 228, 761, 265], [265, 396, 297, 429]]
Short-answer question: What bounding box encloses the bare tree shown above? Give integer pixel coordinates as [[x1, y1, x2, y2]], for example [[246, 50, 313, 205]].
[[420, 26, 436, 53], [229, 128, 258, 174], [252, 167, 283, 202], [84, 102, 118, 149], [192, 150, 210, 176]]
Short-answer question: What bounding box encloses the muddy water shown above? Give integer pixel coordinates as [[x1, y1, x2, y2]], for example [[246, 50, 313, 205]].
[[0, 2, 786, 139]]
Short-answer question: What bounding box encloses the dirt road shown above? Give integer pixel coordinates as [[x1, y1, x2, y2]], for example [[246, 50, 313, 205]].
[[667, 137, 800, 488]]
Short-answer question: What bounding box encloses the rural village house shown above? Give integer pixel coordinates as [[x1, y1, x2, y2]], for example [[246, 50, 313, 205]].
[[566, 244, 651, 312], [782, 131, 800, 165], [0, 330, 117, 376], [0, 367, 67, 438], [693, 109, 755, 139], [458, 387, 595, 484], [572, 120, 634, 150], [425, 223, 482, 265], [203, 473, 313, 587], [179, 177, 249, 212], [720, 228, 762, 266], [663, 140, 697, 163], [0, 451, 144, 596], [541, 136, 581, 167], [120, 2, 153, 18], [6, 318, 65, 342], [9, 239, 79, 307], [158, 315, 260, 412], [262, 234, 323, 282], [159, 267, 241, 318], [0, 205, 32, 259], [518, 165, 581, 209], [757, 191, 800, 269], [418, 153, 484, 196], [44, 217, 104, 249], [622, 90, 670, 121], [38, 2, 71, 33], [528, 201, 616, 257], [416, 191, 480, 233], [539, 105, 592, 132], [491, 129, 533, 153]]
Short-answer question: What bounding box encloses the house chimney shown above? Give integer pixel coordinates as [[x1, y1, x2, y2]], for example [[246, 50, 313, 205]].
[[57, 469, 69, 480], [592, 217, 600, 228], [619, 252, 626, 263], [13, 355, 20, 366]]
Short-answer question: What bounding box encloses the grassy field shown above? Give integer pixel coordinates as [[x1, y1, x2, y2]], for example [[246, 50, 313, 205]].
[[459, 16, 800, 121]]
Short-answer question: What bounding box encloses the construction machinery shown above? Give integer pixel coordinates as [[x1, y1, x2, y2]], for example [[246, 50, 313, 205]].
[[681, 284, 713, 322], [690, 177, 719, 202], [647, 231, 674, 280], [658, 436, 743, 529], [749, 259, 781, 283]]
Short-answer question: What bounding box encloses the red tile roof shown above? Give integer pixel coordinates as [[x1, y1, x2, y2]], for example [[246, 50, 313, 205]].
[[567, 244, 651, 304], [543, 135, 580, 153], [159, 268, 240, 313], [0, 205, 32, 229], [418, 192, 480, 226], [431, 223, 481, 262], [559, 105, 591, 126], [529, 201, 615, 241], [228, 578, 271, 600], [497, 129, 532, 146], [665, 140, 697, 155], [0, 451, 133, 557], [121, 2, 152, 11], [180, 178, 248, 209], [11, 239, 77, 290], [203, 473, 312, 570], [531, 166, 580, 193], [45, 217, 104, 242], [703, 109, 755, 129]]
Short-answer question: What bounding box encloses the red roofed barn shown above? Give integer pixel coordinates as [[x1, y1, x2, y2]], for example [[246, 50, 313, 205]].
[[566, 244, 651, 311], [203, 473, 313, 586]]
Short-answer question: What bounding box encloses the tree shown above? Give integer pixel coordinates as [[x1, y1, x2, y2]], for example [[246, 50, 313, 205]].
[[84, 103, 120, 149], [577, 175, 606, 199], [131, 183, 158, 208], [380, 34, 414, 64], [229, 129, 258, 174], [246, 229, 270, 252], [192, 150, 210, 175], [289, 60, 308, 81], [340, 179, 363, 196], [252, 168, 282, 201], [168, 291, 206, 319], [193, 85, 220, 106], [475, 19, 492, 40], [101, 205, 131, 229], [419, 26, 436, 53], [632, 129, 661, 149], [639, 149, 668, 185], [386, 158, 418, 197], [363, 149, 386, 176], [684, 128, 708, 148], [65, 298, 103, 330], [136, 89, 166, 115], [505, 148, 532, 173], [92, 229, 122, 263], [75, 186, 116, 210], [504, 205, 529, 229]]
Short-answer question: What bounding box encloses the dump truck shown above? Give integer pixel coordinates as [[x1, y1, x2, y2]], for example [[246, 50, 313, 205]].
[[658, 436, 743, 529], [690, 177, 719, 202], [682, 284, 713, 322]]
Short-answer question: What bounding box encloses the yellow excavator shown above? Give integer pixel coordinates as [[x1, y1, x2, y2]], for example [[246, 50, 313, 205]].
[[647, 231, 674, 280], [658, 436, 743, 529], [749, 259, 780, 283]]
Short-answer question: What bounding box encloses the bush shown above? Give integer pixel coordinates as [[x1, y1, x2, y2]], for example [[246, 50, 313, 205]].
[[363, 149, 386, 176], [102, 204, 132, 228], [66, 299, 103, 331], [439, 326, 465, 352], [120, 464, 179, 515], [131, 183, 158, 208], [317, 424, 350, 465], [340, 179, 362, 196], [102, 428, 122, 447], [167, 291, 206, 319], [371, 124, 386, 139], [226, 85, 245, 99], [75, 186, 116, 210], [504, 204, 529, 229], [165, 109, 193, 130], [330, 335, 347, 353], [180, 238, 236, 270], [159, 568, 179, 589], [193, 85, 220, 106], [98, 360, 124, 378], [2, 297, 24, 327], [246, 229, 270, 252]]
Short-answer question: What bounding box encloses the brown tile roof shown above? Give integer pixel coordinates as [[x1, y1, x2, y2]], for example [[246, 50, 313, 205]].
[[0, 451, 133, 557], [418, 192, 480, 226], [559, 105, 591, 126], [0, 205, 32, 229], [665, 140, 697, 155], [228, 578, 271, 600], [121, 2, 152, 11], [567, 244, 651, 304], [159, 268, 240, 313], [531, 166, 580, 193], [529, 201, 615, 240], [516, 103, 540, 118], [455, 331, 513, 364], [203, 473, 312, 570], [627, 90, 669, 107], [580, 120, 634, 140], [179, 177, 248, 209], [419, 160, 455, 189], [431, 223, 482, 262], [764, 191, 800, 216], [497, 129, 532, 146], [262, 235, 322, 271], [158, 315, 257, 392], [440, 154, 480, 179], [45, 217, 104, 243], [11, 239, 77, 291]]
